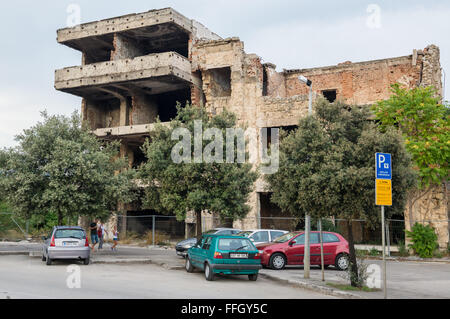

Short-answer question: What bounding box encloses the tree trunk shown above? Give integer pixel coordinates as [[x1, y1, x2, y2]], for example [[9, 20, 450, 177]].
[[346, 220, 359, 287], [57, 211, 63, 225], [196, 211, 202, 239]]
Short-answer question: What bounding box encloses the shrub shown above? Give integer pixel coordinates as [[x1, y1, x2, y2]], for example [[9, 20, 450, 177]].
[[145, 230, 170, 246], [368, 247, 380, 256], [406, 223, 438, 258], [397, 240, 410, 257]]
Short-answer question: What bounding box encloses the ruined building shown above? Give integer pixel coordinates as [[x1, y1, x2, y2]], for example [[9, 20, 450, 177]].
[[55, 8, 447, 247]]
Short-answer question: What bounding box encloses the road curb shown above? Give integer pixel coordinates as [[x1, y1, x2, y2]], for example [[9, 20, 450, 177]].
[[0, 251, 30, 256], [259, 272, 363, 299], [91, 258, 184, 270], [366, 256, 450, 263]]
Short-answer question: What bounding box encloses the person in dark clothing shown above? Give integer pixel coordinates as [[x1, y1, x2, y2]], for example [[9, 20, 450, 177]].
[[90, 220, 99, 251]]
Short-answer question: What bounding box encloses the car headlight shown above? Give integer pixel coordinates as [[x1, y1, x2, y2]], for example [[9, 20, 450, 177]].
[[183, 244, 193, 249]]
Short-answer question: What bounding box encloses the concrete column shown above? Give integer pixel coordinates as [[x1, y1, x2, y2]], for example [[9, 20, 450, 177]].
[[119, 97, 130, 127], [111, 33, 144, 61]]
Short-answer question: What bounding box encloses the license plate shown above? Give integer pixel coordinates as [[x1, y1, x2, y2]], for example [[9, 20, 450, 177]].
[[230, 253, 248, 259], [63, 242, 77, 246]]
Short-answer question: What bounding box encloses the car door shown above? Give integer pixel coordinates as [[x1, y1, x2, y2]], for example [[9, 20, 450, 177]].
[[189, 237, 205, 267], [285, 233, 305, 264], [199, 236, 213, 267], [309, 233, 321, 264], [322, 233, 340, 264], [249, 231, 269, 245]]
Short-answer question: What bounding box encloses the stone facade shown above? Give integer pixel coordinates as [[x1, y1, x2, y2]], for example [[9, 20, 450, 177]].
[[55, 8, 446, 246]]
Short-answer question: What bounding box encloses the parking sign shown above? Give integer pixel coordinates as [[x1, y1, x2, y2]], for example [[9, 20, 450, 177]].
[[375, 153, 392, 180]]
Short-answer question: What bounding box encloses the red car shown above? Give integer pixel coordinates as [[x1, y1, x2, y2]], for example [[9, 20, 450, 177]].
[[256, 231, 349, 271]]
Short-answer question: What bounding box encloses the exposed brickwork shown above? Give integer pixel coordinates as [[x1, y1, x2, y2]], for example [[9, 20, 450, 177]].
[[56, 9, 445, 245]]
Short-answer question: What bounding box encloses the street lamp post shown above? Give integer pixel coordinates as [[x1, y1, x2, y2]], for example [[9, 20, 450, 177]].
[[298, 75, 313, 279]]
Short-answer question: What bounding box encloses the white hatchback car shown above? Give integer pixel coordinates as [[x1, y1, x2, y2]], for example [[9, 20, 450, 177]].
[[237, 229, 289, 245]]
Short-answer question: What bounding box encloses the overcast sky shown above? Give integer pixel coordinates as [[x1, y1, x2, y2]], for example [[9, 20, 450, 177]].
[[0, 0, 449, 148]]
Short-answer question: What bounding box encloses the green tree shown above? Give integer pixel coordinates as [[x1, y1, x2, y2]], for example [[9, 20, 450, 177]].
[[266, 98, 415, 286], [0, 111, 137, 225], [373, 84, 449, 227], [139, 103, 258, 238]]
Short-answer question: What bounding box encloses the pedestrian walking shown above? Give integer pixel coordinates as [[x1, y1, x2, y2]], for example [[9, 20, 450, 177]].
[[90, 220, 99, 251], [97, 221, 106, 250], [111, 226, 119, 251]]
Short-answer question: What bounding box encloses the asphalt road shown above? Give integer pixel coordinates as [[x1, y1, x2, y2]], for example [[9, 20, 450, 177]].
[[0, 255, 333, 299]]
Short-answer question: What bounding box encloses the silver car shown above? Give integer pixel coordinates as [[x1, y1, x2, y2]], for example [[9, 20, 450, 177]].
[[237, 229, 289, 245], [42, 226, 90, 265]]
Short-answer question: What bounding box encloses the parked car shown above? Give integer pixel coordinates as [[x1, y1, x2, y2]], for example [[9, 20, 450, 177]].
[[185, 234, 262, 281], [42, 226, 90, 266], [256, 231, 349, 271], [175, 228, 241, 257], [237, 229, 289, 245]]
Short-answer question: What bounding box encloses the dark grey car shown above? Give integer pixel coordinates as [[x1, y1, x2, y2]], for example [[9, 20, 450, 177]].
[[42, 226, 90, 265], [175, 228, 241, 257]]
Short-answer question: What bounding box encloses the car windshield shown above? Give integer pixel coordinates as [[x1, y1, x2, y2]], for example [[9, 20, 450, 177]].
[[54, 229, 85, 239], [273, 232, 298, 243], [218, 238, 254, 251], [237, 231, 252, 237]]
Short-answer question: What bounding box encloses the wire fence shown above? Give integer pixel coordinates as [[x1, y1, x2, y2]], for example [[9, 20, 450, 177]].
[[114, 214, 449, 251], [1, 211, 448, 254]]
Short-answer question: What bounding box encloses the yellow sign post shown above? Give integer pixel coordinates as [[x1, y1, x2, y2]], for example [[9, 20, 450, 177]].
[[376, 179, 392, 206]]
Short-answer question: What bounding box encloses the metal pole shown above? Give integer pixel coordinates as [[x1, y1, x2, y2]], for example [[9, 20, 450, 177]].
[[152, 215, 156, 247], [319, 219, 325, 281], [304, 215, 310, 278], [303, 84, 313, 280], [386, 219, 391, 257], [308, 85, 313, 114], [381, 206, 387, 299]]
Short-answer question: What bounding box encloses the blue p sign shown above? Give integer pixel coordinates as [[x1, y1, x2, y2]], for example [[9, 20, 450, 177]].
[[376, 153, 392, 179]]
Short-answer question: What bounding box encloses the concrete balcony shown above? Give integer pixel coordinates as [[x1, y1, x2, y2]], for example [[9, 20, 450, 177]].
[[55, 52, 196, 99], [93, 122, 170, 139]]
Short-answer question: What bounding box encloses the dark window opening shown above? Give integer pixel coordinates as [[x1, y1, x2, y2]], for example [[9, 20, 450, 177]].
[[262, 125, 298, 146], [155, 88, 191, 122], [130, 144, 147, 169], [259, 193, 295, 231], [323, 90, 337, 103], [262, 68, 268, 96], [208, 67, 231, 97]]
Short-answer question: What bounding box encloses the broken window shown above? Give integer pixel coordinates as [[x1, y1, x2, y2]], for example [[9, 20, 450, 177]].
[[155, 88, 191, 122], [322, 90, 337, 103], [208, 67, 232, 97]]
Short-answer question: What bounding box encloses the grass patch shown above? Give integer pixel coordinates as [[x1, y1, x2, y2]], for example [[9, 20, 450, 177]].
[[327, 282, 381, 292]]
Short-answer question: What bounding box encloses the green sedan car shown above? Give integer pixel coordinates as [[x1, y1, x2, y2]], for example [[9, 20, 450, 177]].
[[185, 234, 262, 281]]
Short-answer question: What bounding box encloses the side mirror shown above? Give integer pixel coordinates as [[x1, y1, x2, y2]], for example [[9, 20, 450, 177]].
[[289, 240, 296, 246]]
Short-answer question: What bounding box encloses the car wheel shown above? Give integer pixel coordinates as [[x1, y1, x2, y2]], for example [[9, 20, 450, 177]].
[[269, 253, 286, 270], [248, 273, 258, 281], [335, 253, 349, 271], [185, 257, 194, 273], [204, 263, 215, 281], [83, 257, 90, 265], [46, 256, 52, 266]]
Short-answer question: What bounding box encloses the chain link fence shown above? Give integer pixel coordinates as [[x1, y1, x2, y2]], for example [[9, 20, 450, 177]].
[[0, 212, 29, 241], [1, 211, 448, 253], [113, 214, 449, 252]]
